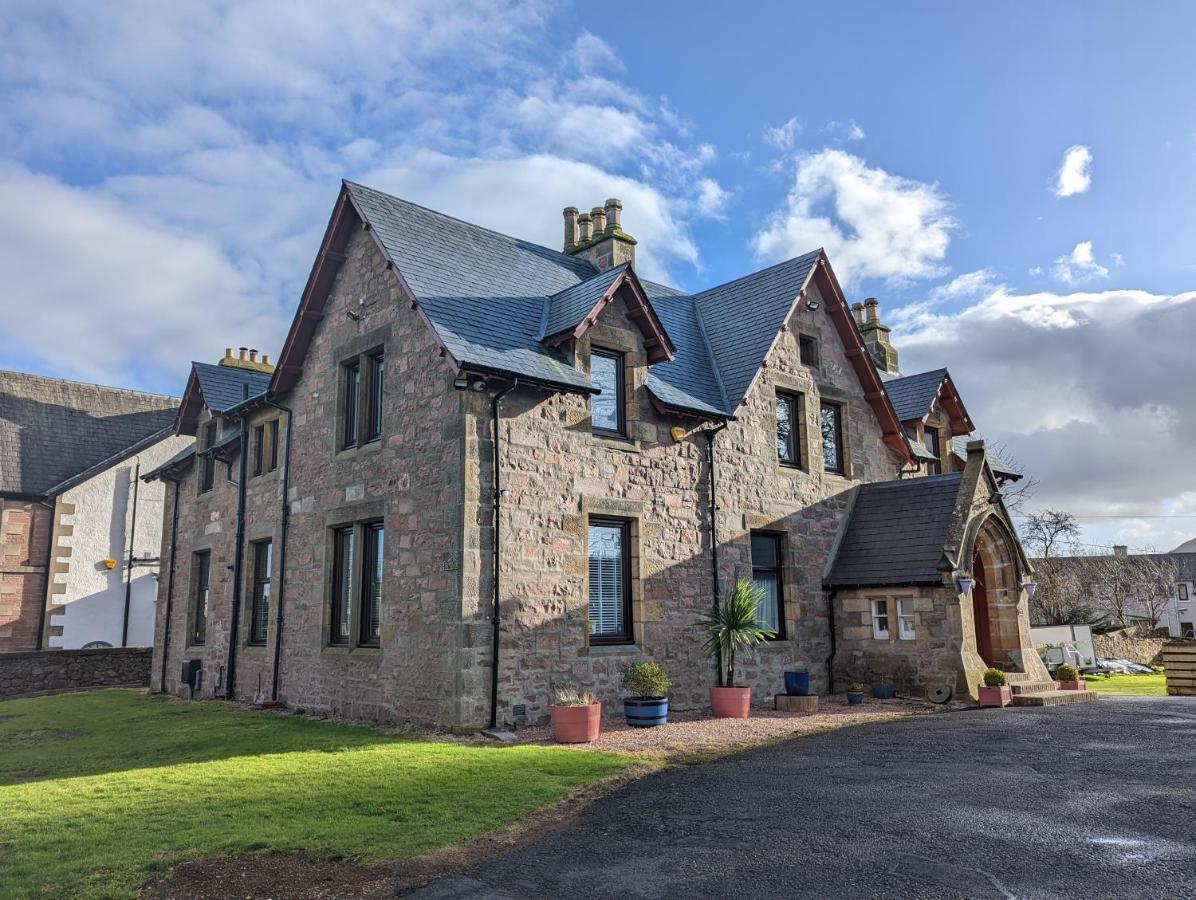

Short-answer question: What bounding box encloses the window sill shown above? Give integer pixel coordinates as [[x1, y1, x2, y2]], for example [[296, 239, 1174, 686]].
[[241, 644, 268, 654], [590, 434, 641, 453], [587, 643, 640, 657], [756, 639, 792, 650], [776, 461, 808, 476], [334, 438, 384, 462], [321, 644, 382, 659]]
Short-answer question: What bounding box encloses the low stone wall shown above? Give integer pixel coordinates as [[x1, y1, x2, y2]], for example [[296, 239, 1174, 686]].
[[0, 647, 152, 701], [1093, 632, 1166, 667]]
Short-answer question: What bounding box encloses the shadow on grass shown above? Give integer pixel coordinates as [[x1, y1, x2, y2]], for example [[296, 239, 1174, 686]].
[[0, 689, 401, 785]]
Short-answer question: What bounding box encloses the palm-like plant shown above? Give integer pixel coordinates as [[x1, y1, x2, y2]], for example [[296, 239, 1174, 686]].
[[696, 579, 777, 688]]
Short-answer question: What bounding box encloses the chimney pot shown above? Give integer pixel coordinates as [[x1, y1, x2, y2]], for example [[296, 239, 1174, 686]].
[[604, 198, 622, 232], [249, 349, 258, 362], [864, 298, 879, 323], [851, 303, 865, 325], [577, 212, 593, 243], [239, 347, 249, 360], [563, 206, 579, 251], [262, 354, 271, 366], [590, 206, 606, 234], [224, 347, 233, 360]]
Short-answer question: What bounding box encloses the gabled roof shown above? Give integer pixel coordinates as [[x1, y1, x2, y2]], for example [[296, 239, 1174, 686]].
[[0, 369, 178, 498], [693, 251, 821, 409], [950, 436, 1021, 481], [883, 368, 974, 433], [825, 472, 964, 587], [268, 181, 910, 458], [176, 362, 271, 435]]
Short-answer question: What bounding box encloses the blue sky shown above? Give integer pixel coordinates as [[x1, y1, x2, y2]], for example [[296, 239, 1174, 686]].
[[1, 1, 1194, 551]]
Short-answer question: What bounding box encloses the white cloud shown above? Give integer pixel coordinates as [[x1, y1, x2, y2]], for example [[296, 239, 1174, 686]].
[[896, 280, 1196, 534], [0, 2, 728, 386], [824, 120, 865, 141], [1053, 145, 1093, 197], [1053, 240, 1110, 285], [752, 149, 956, 286], [764, 117, 801, 152]]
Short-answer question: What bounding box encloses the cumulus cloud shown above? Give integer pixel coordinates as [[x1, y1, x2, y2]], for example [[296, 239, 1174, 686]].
[[0, 1, 727, 387], [824, 120, 865, 141], [1053, 240, 1110, 285], [1053, 145, 1093, 197], [895, 280, 1196, 546], [752, 149, 956, 286]]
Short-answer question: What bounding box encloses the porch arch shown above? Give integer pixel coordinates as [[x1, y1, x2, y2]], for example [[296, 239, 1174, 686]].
[[963, 513, 1025, 668]]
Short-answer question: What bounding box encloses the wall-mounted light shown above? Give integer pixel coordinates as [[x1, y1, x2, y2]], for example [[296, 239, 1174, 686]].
[[452, 375, 468, 391], [1024, 581, 1038, 599], [102, 558, 118, 570], [956, 572, 974, 594], [670, 426, 687, 444], [804, 292, 820, 311]]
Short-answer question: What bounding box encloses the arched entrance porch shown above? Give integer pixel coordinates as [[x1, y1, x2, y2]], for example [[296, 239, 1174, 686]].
[[967, 516, 1024, 670]]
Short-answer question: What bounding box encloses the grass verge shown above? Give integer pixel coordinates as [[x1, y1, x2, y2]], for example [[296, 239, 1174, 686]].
[[1082, 672, 1167, 696], [0, 690, 634, 899]]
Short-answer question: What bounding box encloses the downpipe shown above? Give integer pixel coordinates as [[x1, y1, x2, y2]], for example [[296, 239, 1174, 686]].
[[705, 421, 729, 687], [265, 400, 293, 704]]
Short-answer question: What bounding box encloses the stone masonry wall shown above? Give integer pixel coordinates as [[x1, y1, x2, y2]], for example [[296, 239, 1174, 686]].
[[470, 277, 905, 726], [0, 647, 151, 700], [1093, 632, 1166, 666], [0, 499, 52, 652]]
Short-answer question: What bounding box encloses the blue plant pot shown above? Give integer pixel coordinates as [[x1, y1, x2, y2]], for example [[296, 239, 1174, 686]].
[[624, 697, 669, 727], [784, 670, 811, 696], [847, 691, 865, 705], [871, 681, 895, 700]]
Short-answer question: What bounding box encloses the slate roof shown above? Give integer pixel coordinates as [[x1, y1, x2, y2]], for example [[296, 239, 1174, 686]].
[[0, 370, 179, 498], [825, 473, 964, 587], [192, 362, 271, 413], [341, 182, 820, 417], [950, 437, 1021, 480], [884, 368, 947, 422], [543, 263, 629, 338], [692, 251, 821, 408]]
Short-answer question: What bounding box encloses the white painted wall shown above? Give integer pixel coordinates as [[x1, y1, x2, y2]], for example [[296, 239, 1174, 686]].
[[48, 435, 191, 649]]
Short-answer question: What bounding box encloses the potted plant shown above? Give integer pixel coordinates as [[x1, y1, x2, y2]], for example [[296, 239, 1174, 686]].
[[1056, 663, 1086, 691], [846, 683, 866, 705], [871, 675, 896, 700], [978, 668, 1011, 707], [622, 661, 671, 727], [783, 669, 810, 696], [550, 688, 601, 743], [696, 579, 776, 718]]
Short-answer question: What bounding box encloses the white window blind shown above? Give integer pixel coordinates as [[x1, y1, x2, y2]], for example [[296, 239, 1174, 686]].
[[588, 524, 625, 637]]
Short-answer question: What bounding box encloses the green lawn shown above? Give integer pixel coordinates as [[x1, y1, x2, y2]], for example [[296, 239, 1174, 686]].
[[1082, 672, 1167, 696], [0, 690, 634, 899]]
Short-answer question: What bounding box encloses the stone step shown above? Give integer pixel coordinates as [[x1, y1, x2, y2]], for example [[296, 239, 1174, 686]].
[[1011, 690, 1099, 707], [1009, 681, 1059, 695], [1004, 672, 1035, 683]]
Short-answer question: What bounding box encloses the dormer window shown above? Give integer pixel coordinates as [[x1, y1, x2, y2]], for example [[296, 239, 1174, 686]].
[[924, 428, 942, 475], [590, 349, 625, 437]]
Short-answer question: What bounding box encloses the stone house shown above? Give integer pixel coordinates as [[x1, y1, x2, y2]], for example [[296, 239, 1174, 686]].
[[0, 370, 188, 652], [147, 182, 1047, 728]]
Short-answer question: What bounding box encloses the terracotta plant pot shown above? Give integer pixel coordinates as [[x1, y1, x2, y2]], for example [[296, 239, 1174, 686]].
[[709, 685, 751, 718], [1059, 680, 1087, 691], [978, 685, 1012, 707], [551, 702, 602, 743]]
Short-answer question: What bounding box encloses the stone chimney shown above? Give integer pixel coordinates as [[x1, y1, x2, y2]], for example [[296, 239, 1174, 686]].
[[218, 346, 275, 374], [563, 197, 636, 271], [856, 297, 900, 375], [1113, 545, 1128, 557]]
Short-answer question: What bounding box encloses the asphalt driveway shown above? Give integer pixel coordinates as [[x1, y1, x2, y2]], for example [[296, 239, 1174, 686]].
[[411, 698, 1196, 899]]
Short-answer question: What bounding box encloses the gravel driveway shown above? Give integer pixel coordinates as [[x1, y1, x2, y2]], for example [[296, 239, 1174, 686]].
[[410, 698, 1196, 899]]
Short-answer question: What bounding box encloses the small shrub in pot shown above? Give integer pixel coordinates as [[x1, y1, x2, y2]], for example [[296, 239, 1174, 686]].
[[847, 682, 866, 705], [979, 668, 1012, 707], [622, 662, 671, 727], [551, 688, 601, 743], [1055, 664, 1085, 690], [983, 668, 1008, 687]]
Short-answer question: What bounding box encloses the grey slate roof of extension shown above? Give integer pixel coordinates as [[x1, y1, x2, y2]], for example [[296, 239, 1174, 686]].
[[343, 182, 817, 417], [543, 263, 629, 338], [950, 436, 1020, 480], [0, 370, 178, 498], [825, 473, 964, 587], [192, 363, 271, 413], [884, 368, 948, 422]]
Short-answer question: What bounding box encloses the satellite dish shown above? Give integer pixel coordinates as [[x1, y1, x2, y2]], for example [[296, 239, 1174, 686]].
[[927, 685, 953, 704]]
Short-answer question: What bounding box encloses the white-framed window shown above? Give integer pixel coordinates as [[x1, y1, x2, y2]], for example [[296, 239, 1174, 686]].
[[897, 599, 916, 640], [871, 599, 890, 640]]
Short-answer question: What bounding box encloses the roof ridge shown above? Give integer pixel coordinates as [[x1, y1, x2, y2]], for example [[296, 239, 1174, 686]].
[[0, 368, 180, 403], [547, 261, 629, 300], [691, 248, 823, 300], [887, 367, 948, 383], [344, 180, 599, 276]]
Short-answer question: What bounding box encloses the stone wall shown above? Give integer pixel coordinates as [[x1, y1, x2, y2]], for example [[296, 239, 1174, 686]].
[[0, 499, 52, 652], [0, 647, 151, 700], [1094, 632, 1166, 666]]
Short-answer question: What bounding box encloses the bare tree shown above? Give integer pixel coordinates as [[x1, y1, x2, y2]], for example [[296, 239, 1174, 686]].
[[1028, 557, 1096, 626], [1020, 509, 1080, 558], [1086, 553, 1180, 630], [986, 440, 1039, 516]]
